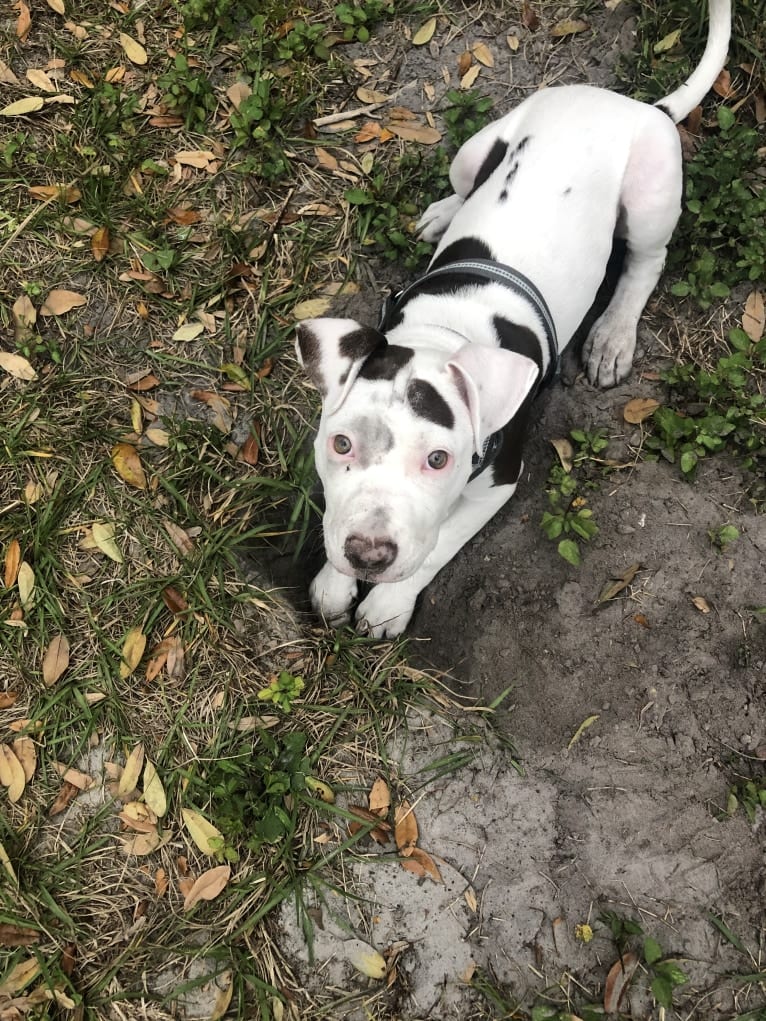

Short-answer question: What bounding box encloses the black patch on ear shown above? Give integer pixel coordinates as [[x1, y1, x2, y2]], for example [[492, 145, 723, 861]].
[[492, 315, 543, 376], [295, 324, 326, 392], [340, 326, 386, 362], [358, 344, 414, 381], [407, 379, 455, 429], [467, 138, 508, 198]]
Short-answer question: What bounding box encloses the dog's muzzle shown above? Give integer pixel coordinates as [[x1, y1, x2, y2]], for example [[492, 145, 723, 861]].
[[343, 534, 398, 576]]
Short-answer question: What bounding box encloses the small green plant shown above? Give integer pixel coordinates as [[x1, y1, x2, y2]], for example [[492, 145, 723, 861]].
[[644, 329, 766, 498], [257, 670, 305, 713], [600, 912, 689, 1010], [157, 52, 216, 130], [442, 89, 494, 147], [334, 0, 393, 43], [540, 429, 608, 565], [727, 778, 766, 823], [709, 523, 740, 550]]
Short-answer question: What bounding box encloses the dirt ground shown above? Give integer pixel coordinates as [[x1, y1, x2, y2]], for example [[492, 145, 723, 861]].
[[275, 3, 766, 1019]]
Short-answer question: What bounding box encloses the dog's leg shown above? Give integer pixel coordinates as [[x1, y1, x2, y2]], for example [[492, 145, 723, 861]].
[[310, 562, 358, 627], [583, 116, 683, 387], [355, 483, 515, 639], [417, 115, 522, 241]]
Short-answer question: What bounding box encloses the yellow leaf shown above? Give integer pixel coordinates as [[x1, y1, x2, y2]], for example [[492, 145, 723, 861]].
[[91, 224, 110, 262], [412, 16, 436, 45], [460, 64, 481, 90], [0, 745, 27, 802], [210, 971, 234, 1021], [47, 0, 65, 12], [111, 442, 147, 490], [91, 521, 124, 563], [0, 96, 44, 117], [131, 398, 143, 435], [118, 743, 145, 797], [0, 839, 18, 884], [567, 714, 600, 751], [120, 627, 147, 678], [385, 121, 442, 144], [550, 437, 574, 473], [4, 539, 21, 589], [550, 18, 589, 37], [293, 298, 332, 320], [471, 42, 494, 67], [26, 68, 56, 92], [174, 149, 215, 168], [119, 32, 148, 65], [394, 800, 418, 856], [692, 594, 711, 614], [17, 561, 35, 608], [118, 829, 169, 856], [182, 808, 225, 856], [143, 759, 167, 817], [172, 322, 205, 342], [344, 939, 386, 979], [0, 351, 37, 380], [0, 957, 41, 997], [42, 633, 70, 686], [40, 289, 87, 315], [183, 864, 231, 910], [507, 33, 520, 51], [12, 293, 37, 329], [654, 28, 681, 53]]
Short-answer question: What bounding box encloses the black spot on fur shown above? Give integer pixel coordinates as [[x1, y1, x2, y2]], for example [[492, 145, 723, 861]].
[[295, 324, 326, 392], [358, 344, 414, 381], [562, 187, 572, 197], [492, 315, 543, 376], [569, 236, 628, 357], [467, 138, 509, 199], [499, 190, 508, 201], [339, 326, 386, 362], [655, 102, 673, 120], [407, 379, 454, 429], [429, 236, 494, 271]]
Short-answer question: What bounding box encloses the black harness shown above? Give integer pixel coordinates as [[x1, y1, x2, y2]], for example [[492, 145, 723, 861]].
[[378, 258, 560, 481]]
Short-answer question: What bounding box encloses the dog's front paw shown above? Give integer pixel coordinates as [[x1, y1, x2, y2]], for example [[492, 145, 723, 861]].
[[583, 317, 637, 388], [416, 194, 464, 243], [310, 562, 358, 628], [355, 583, 417, 640]]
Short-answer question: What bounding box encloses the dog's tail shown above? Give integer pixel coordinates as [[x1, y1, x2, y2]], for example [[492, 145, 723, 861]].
[[656, 0, 731, 123]]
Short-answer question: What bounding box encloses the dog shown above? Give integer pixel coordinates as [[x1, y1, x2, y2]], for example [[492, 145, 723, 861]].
[[295, 0, 731, 639]]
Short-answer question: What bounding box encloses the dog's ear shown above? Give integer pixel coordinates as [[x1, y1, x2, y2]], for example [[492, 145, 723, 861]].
[[295, 318, 386, 414], [447, 344, 539, 455]]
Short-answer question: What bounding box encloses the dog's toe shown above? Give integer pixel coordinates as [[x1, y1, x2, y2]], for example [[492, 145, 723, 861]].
[[416, 194, 464, 242]]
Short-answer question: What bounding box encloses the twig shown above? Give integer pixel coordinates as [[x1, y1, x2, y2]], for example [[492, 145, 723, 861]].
[[312, 80, 416, 127]]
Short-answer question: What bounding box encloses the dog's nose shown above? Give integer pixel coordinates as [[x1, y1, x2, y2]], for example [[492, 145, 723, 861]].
[[344, 534, 398, 575]]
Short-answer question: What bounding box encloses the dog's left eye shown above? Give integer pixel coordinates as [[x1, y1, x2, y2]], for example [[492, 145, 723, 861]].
[[427, 450, 449, 470], [333, 435, 352, 455]]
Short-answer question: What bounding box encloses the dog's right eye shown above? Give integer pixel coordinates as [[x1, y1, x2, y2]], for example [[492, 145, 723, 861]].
[[333, 435, 352, 455]]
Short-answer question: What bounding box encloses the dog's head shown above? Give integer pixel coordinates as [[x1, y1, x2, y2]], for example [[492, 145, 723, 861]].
[[295, 317, 538, 584]]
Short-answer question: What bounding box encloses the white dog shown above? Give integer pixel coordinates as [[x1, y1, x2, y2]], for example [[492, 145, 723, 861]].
[[296, 0, 731, 638]]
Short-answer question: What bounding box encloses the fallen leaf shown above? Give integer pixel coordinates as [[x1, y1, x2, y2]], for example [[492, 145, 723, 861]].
[[17, 561, 35, 608], [154, 867, 169, 896], [0, 693, 18, 710], [315, 146, 338, 170], [40, 289, 87, 315], [120, 627, 147, 678], [52, 763, 94, 790], [91, 224, 110, 262], [143, 759, 167, 817], [91, 521, 124, 563], [48, 780, 80, 815], [42, 633, 70, 686], [507, 33, 520, 50], [384, 121, 442, 144], [238, 427, 260, 466], [172, 321, 204, 342], [293, 298, 332, 320], [356, 86, 390, 104], [394, 800, 418, 857], [412, 17, 436, 45], [623, 396, 660, 423], [119, 32, 148, 65], [692, 595, 711, 613], [712, 67, 735, 99], [4, 540, 22, 588], [460, 64, 481, 90], [457, 50, 472, 77], [347, 805, 392, 844], [0, 351, 37, 381], [118, 743, 145, 797], [400, 846, 443, 882], [26, 67, 56, 92], [12, 294, 37, 331], [0, 957, 41, 997], [369, 777, 390, 815], [0, 96, 43, 116], [603, 952, 639, 1013], [743, 290, 764, 342], [633, 613, 650, 628], [0, 59, 21, 86], [183, 864, 231, 910], [29, 183, 81, 203], [567, 714, 599, 751], [551, 18, 589, 37], [472, 42, 494, 67], [164, 520, 195, 555], [654, 28, 681, 54], [161, 586, 188, 615], [345, 938, 387, 979], [46, 0, 65, 11], [12, 737, 36, 782], [127, 373, 160, 391], [0, 923, 39, 946], [0, 745, 27, 802], [551, 437, 574, 473], [118, 830, 169, 856], [174, 149, 216, 169], [522, 2, 539, 30], [210, 971, 234, 1021], [182, 808, 225, 856], [596, 562, 641, 605], [112, 442, 147, 490], [0, 839, 18, 883]]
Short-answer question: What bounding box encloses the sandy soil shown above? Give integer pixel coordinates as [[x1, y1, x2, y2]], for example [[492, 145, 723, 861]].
[[277, 4, 766, 1018]]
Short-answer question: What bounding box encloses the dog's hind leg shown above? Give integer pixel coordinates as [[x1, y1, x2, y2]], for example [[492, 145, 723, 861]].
[[583, 114, 683, 387]]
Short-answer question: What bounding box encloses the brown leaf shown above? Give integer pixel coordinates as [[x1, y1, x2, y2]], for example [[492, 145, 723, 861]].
[[0, 693, 18, 710], [111, 442, 147, 490], [40, 288, 87, 315], [164, 521, 194, 555], [596, 562, 641, 605], [412, 16, 436, 45], [347, 805, 391, 845], [603, 952, 639, 1013], [400, 846, 443, 883], [460, 64, 481, 90], [550, 437, 574, 473], [0, 924, 39, 947], [70, 68, 94, 88], [161, 586, 188, 615], [42, 633, 70, 687], [369, 777, 390, 816], [29, 184, 81, 203], [712, 67, 736, 99], [472, 42, 494, 67], [119, 627, 147, 678], [91, 225, 110, 262], [550, 18, 589, 37], [46, 0, 65, 12], [26, 67, 56, 92], [394, 800, 418, 857], [743, 290, 764, 342], [119, 32, 148, 65], [4, 539, 21, 589], [127, 372, 160, 391], [238, 427, 260, 466], [11, 737, 35, 782], [0, 351, 37, 380], [457, 51, 472, 76], [118, 743, 145, 797], [155, 867, 169, 896], [522, 2, 539, 30], [692, 595, 711, 614], [633, 612, 651, 628], [16, 0, 32, 40], [0, 745, 26, 802], [384, 121, 442, 145], [623, 397, 660, 423], [183, 864, 231, 910], [53, 763, 94, 790]]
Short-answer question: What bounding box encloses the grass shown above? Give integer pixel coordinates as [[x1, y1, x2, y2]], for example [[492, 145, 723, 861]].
[[2, 0, 765, 1018]]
